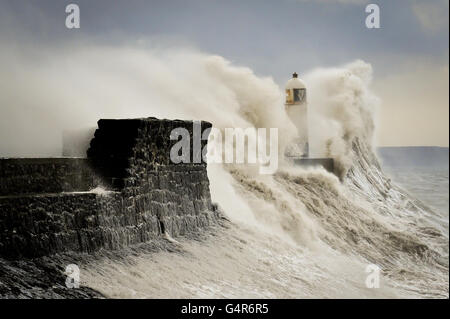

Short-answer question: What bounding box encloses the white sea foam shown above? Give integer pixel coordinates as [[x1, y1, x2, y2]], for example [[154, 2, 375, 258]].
[[0, 44, 447, 298]]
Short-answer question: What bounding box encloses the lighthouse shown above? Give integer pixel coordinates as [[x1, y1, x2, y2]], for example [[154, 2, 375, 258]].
[[285, 72, 309, 157]]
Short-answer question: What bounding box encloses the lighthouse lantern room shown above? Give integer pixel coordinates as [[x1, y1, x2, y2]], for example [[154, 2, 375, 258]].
[[285, 72, 306, 105]]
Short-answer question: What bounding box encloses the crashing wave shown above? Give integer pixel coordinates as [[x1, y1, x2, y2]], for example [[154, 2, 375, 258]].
[[0, 45, 447, 298]]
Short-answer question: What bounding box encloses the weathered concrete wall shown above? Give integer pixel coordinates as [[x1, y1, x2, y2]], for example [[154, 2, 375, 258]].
[[0, 118, 219, 258]]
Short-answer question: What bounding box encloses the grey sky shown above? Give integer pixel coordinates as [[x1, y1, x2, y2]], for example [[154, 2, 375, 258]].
[[1, 0, 448, 146]]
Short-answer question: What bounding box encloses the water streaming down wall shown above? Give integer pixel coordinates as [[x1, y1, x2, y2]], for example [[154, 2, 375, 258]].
[[0, 118, 221, 258]]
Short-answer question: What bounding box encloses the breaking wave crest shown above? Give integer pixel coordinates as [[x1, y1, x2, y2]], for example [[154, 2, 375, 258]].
[[1, 44, 447, 298], [206, 60, 448, 298]]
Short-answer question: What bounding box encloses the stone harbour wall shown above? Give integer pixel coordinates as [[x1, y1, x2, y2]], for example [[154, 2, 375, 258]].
[[0, 158, 99, 196], [0, 118, 220, 258]]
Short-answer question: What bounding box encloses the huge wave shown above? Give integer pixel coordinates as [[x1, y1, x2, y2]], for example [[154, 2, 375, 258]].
[[0, 45, 447, 298]]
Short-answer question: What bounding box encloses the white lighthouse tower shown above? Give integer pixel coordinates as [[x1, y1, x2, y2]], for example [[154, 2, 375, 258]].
[[285, 72, 309, 157]]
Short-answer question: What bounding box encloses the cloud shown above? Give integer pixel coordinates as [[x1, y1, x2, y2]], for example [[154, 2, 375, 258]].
[[412, 0, 449, 33]]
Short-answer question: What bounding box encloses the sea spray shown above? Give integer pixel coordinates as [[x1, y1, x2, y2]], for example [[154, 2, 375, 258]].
[[0, 43, 447, 298]]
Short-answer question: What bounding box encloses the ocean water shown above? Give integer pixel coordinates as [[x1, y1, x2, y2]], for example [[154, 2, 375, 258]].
[[5, 48, 445, 298], [77, 60, 448, 299], [383, 166, 449, 219], [81, 142, 449, 299]]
